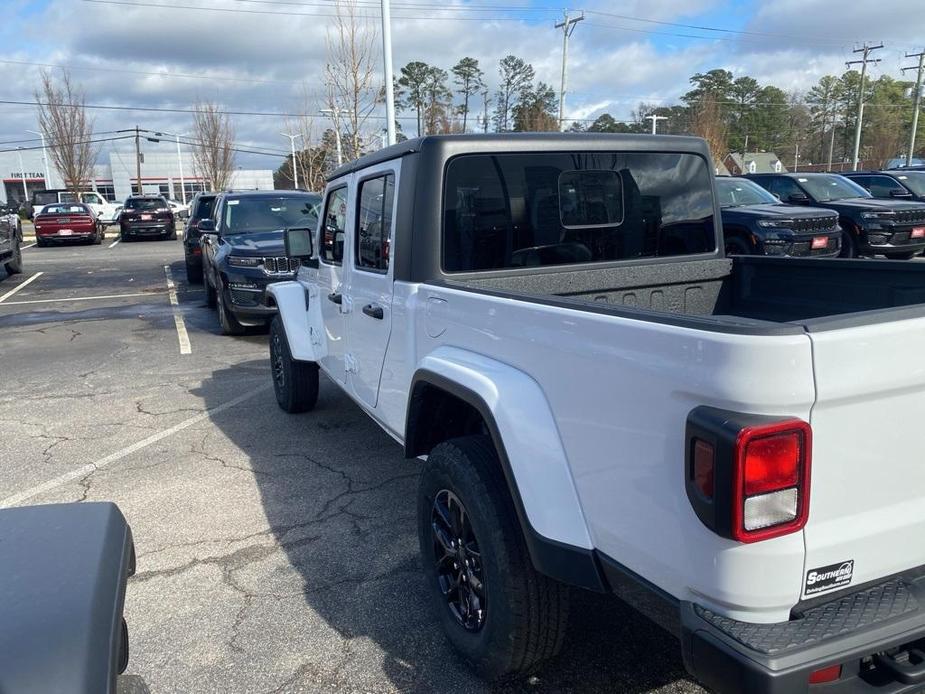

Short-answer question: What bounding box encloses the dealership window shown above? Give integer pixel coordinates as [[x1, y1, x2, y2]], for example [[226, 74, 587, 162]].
[[95, 185, 116, 201], [184, 182, 206, 198]]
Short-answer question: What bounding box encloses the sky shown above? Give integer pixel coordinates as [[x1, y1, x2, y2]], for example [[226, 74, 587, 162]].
[[0, 0, 923, 171]]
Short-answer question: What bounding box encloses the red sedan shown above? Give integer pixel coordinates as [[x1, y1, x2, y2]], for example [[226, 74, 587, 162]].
[[34, 203, 104, 246]]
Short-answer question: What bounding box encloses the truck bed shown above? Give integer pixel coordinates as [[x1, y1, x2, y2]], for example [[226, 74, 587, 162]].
[[440, 256, 925, 334]]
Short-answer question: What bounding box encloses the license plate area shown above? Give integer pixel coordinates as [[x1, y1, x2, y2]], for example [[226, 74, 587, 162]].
[[912, 227, 925, 239], [141, 214, 152, 221], [59, 229, 73, 236], [812, 236, 829, 249]]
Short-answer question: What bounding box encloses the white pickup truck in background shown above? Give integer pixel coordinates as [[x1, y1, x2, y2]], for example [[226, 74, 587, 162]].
[[267, 134, 925, 694]]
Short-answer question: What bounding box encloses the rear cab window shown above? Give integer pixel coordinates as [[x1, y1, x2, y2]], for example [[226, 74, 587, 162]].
[[192, 196, 216, 221], [41, 204, 89, 216], [442, 152, 715, 272], [125, 197, 168, 211]]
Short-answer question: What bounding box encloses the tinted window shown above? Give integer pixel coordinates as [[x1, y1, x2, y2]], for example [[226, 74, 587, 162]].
[[356, 174, 394, 272], [33, 191, 58, 205], [716, 178, 778, 206], [192, 196, 216, 221], [125, 197, 168, 211], [798, 175, 870, 202], [221, 195, 319, 234], [761, 177, 802, 200], [895, 172, 925, 196], [443, 152, 715, 272], [321, 187, 348, 264], [865, 175, 908, 198]]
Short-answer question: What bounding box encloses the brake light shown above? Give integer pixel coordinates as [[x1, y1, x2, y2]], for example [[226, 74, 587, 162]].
[[733, 421, 811, 543], [809, 664, 841, 684], [686, 408, 812, 544]]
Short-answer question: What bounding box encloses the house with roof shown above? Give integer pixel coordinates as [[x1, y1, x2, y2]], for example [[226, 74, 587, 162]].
[[723, 152, 787, 175]]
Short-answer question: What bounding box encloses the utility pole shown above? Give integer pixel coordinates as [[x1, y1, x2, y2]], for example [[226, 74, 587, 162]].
[[381, 0, 396, 146], [175, 134, 186, 204], [645, 114, 667, 135], [846, 43, 883, 171], [555, 10, 584, 130], [793, 142, 800, 172], [482, 89, 490, 133], [281, 131, 302, 189], [827, 122, 838, 171], [26, 129, 51, 190], [902, 49, 925, 167], [134, 125, 142, 194]]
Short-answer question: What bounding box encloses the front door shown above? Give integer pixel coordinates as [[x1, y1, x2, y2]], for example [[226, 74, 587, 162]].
[[315, 185, 350, 384], [344, 164, 398, 409]]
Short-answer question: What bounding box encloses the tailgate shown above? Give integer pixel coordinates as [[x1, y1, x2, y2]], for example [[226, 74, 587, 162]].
[[804, 315, 925, 599]]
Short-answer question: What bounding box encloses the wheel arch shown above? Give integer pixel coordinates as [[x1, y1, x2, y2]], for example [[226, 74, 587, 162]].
[[406, 353, 606, 592]]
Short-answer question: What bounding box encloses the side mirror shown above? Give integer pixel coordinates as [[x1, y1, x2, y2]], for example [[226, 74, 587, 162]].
[[285, 227, 314, 259], [198, 218, 216, 233], [787, 193, 810, 203]]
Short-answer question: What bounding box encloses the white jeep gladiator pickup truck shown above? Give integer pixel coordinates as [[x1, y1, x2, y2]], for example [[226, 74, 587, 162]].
[[266, 134, 925, 693]]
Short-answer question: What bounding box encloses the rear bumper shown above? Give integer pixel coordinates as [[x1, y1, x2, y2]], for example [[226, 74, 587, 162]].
[[37, 230, 96, 241], [681, 569, 925, 694], [121, 223, 174, 237]]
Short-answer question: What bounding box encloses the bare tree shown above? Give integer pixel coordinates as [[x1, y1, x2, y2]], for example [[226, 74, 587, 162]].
[[324, 0, 382, 161], [35, 70, 99, 194], [191, 101, 235, 191], [690, 96, 728, 166]]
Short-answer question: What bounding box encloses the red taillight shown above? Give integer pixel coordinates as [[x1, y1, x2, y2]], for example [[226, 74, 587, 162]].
[[808, 664, 841, 684], [732, 420, 811, 543]]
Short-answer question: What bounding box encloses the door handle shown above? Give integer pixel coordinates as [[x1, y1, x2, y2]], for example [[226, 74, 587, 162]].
[[327, 292, 342, 305], [362, 303, 384, 319]]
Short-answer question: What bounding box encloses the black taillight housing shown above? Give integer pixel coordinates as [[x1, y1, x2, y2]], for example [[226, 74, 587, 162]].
[[686, 407, 811, 543]]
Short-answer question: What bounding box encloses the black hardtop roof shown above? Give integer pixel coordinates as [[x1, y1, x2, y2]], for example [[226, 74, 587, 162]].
[[328, 132, 712, 180]]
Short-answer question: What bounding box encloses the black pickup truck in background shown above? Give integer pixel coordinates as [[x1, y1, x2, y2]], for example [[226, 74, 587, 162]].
[[842, 170, 925, 203], [716, 177, 841, 257], [749, 172, 925, 259]]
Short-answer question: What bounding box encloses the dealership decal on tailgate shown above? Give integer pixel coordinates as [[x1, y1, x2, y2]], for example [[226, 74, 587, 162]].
[[805, 560, 854, 596]]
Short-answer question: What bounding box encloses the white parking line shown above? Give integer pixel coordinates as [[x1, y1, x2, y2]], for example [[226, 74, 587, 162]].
[[0, 271, 43, 303], [0, 384, 272, 509], [108, 238, 121, 249], [20, 242, 36, 250], [164, 265, 191, 355], [0, 291, 167, 306]]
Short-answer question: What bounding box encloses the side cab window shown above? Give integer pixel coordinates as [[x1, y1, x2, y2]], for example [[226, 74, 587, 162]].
[[355, 174, 395, 273], [769, 177, 803, 201], [867, 175, 906, 197], [321, 186, 349, 265]]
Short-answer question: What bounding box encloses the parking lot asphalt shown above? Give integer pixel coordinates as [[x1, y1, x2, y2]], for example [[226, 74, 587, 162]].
[[0, 236, 704, 693]]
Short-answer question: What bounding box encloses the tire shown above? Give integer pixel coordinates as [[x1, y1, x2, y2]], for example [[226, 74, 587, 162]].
[[269, 316, 319, 413], [723, 235, 752, 256], [205, 276, 217, 308], [418, 435, 569, 681], [92, 226, 102, 245], [4, 237, 23, 274], [120, 231, 130, 243], [839, 228, 858, 258], [35, 237, 47, 248], [185, 260, 203, 284], [885, 251, 917, 260], [216, 282, 245, 335], [167, 228, 177, 241]]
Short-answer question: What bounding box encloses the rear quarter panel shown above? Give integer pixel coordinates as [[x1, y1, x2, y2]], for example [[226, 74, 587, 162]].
[[410, 283, 816, 622]]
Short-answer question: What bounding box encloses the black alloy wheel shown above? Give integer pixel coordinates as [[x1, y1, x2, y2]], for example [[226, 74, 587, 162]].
[[431, 489, 486, 632]]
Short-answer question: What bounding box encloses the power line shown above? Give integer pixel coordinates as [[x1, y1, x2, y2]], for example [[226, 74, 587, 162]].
[[0, 135, 135, 154]]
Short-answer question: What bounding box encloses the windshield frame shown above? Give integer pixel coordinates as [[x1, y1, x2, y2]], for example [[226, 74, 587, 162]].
[[798, 174, 872, 202], [220, 194, 322, 235], [715, 177, 780, 207]]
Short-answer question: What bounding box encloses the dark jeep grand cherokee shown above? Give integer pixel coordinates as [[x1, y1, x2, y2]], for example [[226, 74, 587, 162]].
[[749, 172, 925, 259], [200, 190, 321, 335], [716, 176, 841, 257]]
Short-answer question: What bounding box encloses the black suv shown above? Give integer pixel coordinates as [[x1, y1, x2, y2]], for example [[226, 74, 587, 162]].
[[716, 177, 841, 257], [119, 195, 176, 241], [200, 190, 321, 335], [749, 172, 925, 259], [842, 170, 925, 203], [182, 192, 217, 283]]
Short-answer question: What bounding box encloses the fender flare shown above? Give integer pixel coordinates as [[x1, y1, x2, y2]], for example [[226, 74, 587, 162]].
[[266, 281, 325, 363], [407, 347, 606, 592]]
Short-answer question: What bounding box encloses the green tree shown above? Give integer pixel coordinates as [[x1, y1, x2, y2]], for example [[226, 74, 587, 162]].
[[494, 55, 534, 131], [512, 82, 558, 131], [422, 66, 452, 135], [451, 57, 484, 132], [397, 61, 432, 136]]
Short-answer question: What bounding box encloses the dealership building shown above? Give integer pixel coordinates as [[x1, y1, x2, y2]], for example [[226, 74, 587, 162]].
[[0, 147, 276, 206]]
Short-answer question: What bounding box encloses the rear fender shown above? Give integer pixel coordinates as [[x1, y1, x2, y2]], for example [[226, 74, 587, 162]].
[[411, 347, 601, 589], [267, 281, 325, 363]]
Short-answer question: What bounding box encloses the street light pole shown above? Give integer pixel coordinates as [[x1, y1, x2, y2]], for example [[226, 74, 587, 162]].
[[17, 148, 28, 203], [381, 0, 396, 146], [175, 134, 186, 204], [320, 109, 345, 166], [645, 114, 667, 134], [26, 129, 51, 190], [281, 131, 303, 189]]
